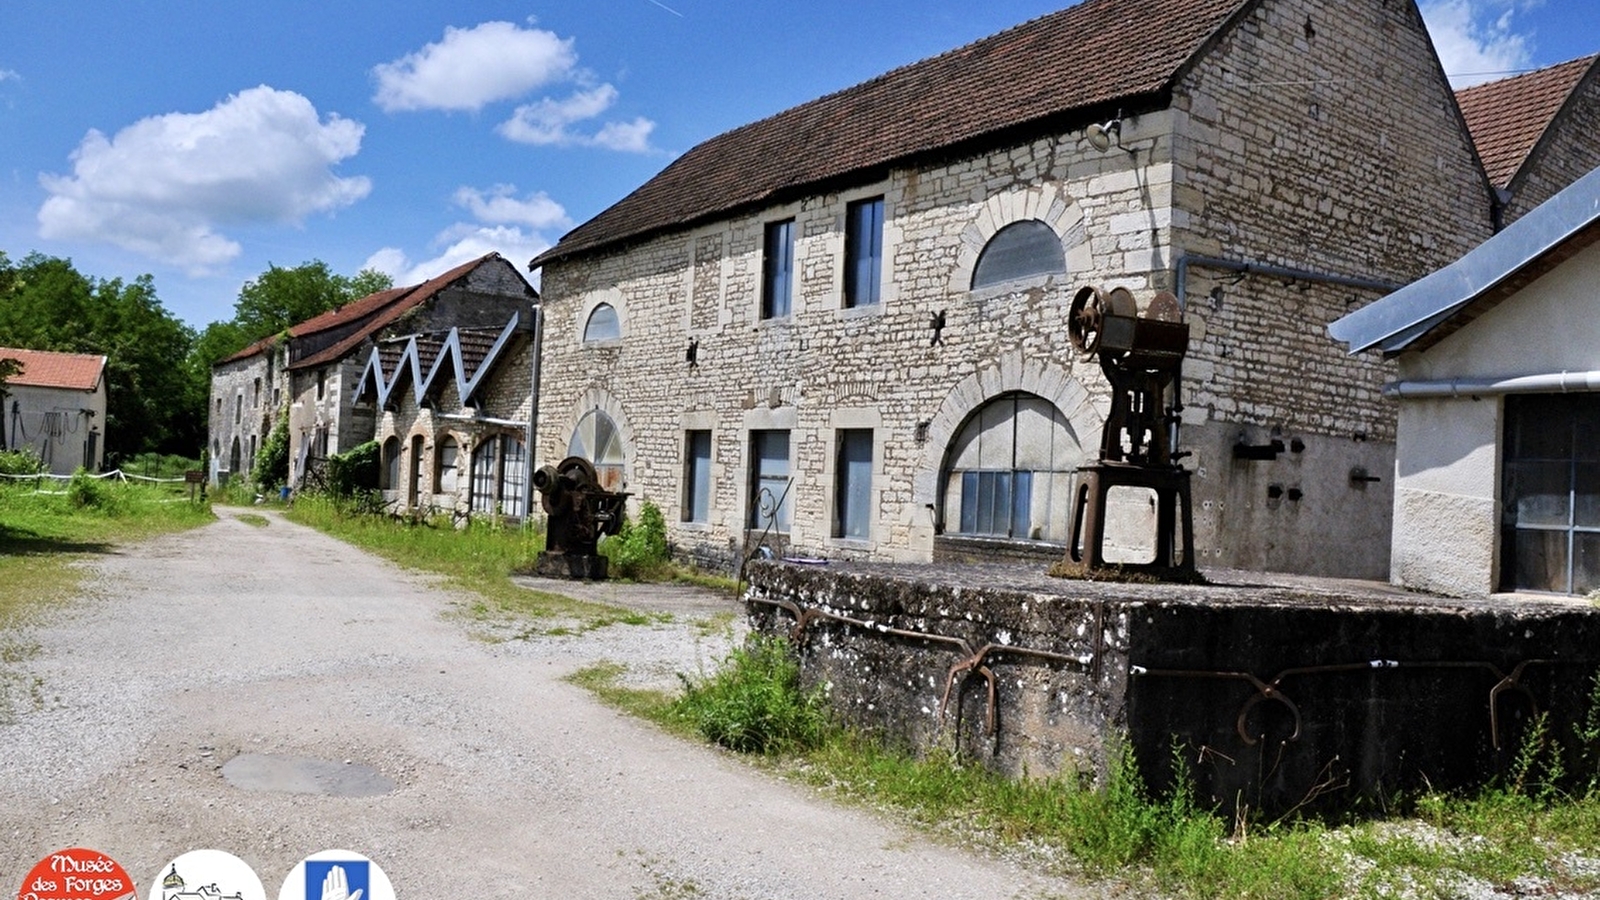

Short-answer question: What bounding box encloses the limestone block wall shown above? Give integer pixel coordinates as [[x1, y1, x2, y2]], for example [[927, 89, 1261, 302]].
[[209, 349, 284, 486], [1163, 0, 1494, 576], [536, 0, 1498, 579], [1504, 68, 1600, 224]]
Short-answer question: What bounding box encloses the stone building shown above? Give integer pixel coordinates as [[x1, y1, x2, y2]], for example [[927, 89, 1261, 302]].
[[527, 0, 1500, 578], [208, 335, 286, 486], [281, 253, 537, 489], [1330, 165, 1600, 597], [0, 347, 106, 475], [1457, 54, 1600, 227], [352, 306, 540, 520]]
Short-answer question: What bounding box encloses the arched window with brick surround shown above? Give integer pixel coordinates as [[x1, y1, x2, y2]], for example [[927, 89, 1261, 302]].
[[970, 220, 1066, 290]]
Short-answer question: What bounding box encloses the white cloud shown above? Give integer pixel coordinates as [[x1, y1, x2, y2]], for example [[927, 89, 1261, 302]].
[[452, 184, 571, 230], [37, 86, 369, 273], [372, 21, 577, 112], [1420, 0, 1537, 87], [364, 225, 551, 289], [0, 69, 19, 83], [365, 183, 566, 288], [497, 84, 656, 151]]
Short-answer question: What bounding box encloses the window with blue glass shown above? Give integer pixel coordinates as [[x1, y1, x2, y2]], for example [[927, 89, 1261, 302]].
[[844, 197, 883, 308], [683, 429, 712, 524], [748, 430, 792, 532], [761, 219, 794, 319], [942, 392, 1081, 541], [834, 429, 873, 539]]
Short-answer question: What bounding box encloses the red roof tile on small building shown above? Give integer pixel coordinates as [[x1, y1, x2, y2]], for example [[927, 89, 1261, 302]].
[[1456, 55, 1600, 189], [0, 347, 106, 391], [531, 0, 1253, 268]]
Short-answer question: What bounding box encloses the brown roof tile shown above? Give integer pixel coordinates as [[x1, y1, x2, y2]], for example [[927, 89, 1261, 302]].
[[287, 253, 505, 371], [532, 0, 1250, 267], [1456, 54, 1600, 189], [0, 347, 106, 391], [217, 333, 280, 366]]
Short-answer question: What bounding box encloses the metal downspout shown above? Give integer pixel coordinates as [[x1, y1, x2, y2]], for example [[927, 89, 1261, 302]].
[[1170, 254, 1405, 452], [523, 303, 544, 526]]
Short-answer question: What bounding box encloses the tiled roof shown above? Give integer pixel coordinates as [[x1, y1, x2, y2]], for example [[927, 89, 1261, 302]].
[[531, 0, 1251, 267], [0, 347, 106, 391], [218, 333, 280, 366], [1456, 55, 1599, 189], [287, 253, 506, 371]]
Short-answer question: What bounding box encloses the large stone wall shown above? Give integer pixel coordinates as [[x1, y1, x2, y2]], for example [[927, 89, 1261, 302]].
[[208, 347, 285, 486], [534, 0, 1497, 579], [747, 560, 1600, 818]]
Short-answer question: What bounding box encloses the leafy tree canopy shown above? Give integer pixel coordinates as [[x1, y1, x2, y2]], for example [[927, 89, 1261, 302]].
[[232, 260, 393, 345]]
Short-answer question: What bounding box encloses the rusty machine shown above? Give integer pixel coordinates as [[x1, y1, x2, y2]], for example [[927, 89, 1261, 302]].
[[531, 455, 630, 580], [1065, 285, 1195, 576]]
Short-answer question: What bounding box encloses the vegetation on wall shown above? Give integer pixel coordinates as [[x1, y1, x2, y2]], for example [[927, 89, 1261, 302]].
[[326, 440, 380, 497], [250, 409, 291, 490]]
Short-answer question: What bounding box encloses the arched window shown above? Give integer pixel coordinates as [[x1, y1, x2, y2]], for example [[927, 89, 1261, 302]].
[[941, 392, 1082, 541], [583, 303, 621, 342], [381, 436, 401, 490], [971, 220, 1066, 290], [434, 436, 459, 495], [568, 409, 626, 490], [229, 436, 241, 474], [470, 434, 527, 518]]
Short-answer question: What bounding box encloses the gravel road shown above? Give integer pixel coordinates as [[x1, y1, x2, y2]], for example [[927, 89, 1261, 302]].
[[0, 506, 1087, 898]]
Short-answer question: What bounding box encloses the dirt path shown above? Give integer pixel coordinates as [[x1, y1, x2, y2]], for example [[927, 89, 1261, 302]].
[[0, 507, 1086, 898]]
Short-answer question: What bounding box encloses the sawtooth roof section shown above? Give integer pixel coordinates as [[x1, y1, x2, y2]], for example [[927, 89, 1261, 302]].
[[287, 253, 506, 372], [1456, 54, 1599, 190], [354, 317, 527, 411], [530, 0, 1251, 268], [1329, 164, 1600, 357], [0, 347, 106, 391]]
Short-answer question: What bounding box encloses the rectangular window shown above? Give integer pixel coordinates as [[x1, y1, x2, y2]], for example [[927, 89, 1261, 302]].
[[234, 394, 242, 424], [761, 219, 794, 319], [748, 430, 792, 532], [253, 377, 261, 408], [316, 369, 326, 401], [683, 430, 712, 523], [834, 429, 873, 539], [1501, 393, 1600, 594], [959, 470, 1032, 538], [844, 197, 883, 308]]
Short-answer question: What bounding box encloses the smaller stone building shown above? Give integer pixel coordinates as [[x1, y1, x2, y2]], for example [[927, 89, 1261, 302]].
[[279, 253, 538, 489], [1457, 54, 1600, 227], [208, 335, 287, 486], [353, 307, 540, 520], [1330, 165, 1600, 597], [0, 347, 107, 475]]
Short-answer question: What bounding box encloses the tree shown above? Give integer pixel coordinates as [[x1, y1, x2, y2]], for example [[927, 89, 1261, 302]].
[[0, 253, 198, 460], [232, 261, 392, 341]]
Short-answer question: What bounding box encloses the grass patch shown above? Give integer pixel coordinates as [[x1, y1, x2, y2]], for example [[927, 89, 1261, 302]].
[[285, 493, 635, 634], [570, 635, 1600, 899], [235, 513, 270, 527]]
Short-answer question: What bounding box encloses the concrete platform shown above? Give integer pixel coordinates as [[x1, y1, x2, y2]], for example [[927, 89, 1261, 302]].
[[744, 560, 1600, 818]]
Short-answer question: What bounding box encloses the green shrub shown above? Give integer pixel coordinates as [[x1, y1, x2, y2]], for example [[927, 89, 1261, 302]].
[[327, 440, 379, 497], [65, 470, 123, 512], [0, 448, 42, 477], [251, 409, 290, 490], [601, 499, 670, 579], [671, 635, 830, 755]]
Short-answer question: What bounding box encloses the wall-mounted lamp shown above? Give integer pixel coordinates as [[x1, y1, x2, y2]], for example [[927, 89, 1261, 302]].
[[1085, 109, 1124, 152]]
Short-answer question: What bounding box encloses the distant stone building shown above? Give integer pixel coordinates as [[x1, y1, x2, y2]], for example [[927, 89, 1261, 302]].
[[206, 253, 538, 491], [0, 347, 107, 475], [208, 335, 286, 486], [1331, 165, 1600, 597], [528, 0, 1501, 578], [1457, 54, 1600, 227], [352, 306, 540, 520]]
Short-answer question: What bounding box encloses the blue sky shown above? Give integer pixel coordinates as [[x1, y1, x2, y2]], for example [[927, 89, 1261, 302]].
[[1, 0, 1594, 330]]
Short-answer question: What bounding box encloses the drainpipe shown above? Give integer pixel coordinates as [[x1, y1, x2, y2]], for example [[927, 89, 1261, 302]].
[[1170, 254, 1404, 453], [522, 303, 544, 525], [1384, 370, 1600, 399]]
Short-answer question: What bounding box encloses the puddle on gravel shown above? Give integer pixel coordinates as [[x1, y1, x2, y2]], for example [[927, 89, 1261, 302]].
[[221, 753, 396, 797]]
